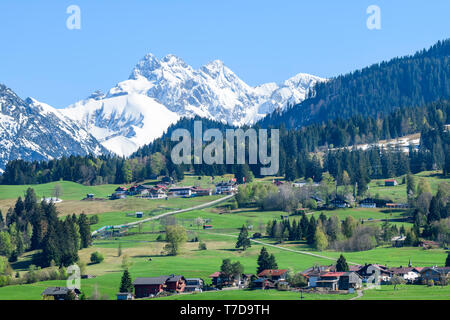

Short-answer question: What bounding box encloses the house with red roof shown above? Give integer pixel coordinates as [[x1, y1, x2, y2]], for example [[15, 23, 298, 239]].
[[257, 269, 288, 282]]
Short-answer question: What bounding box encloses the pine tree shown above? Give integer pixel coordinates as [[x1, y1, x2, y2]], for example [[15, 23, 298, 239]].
[[78, 214, 92, 249], [119, 269, 133, 293], [257, 247, 277, 274], [336, 254, 349, 272], [235, 225, 251, 251], [446, 253, 450, 267]]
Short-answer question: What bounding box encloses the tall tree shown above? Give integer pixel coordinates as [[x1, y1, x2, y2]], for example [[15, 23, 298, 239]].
[[336, 254, 349, 272], [119, 269, 133, 293], [235, 225, 251, 251], [256, 247, 277, 274]]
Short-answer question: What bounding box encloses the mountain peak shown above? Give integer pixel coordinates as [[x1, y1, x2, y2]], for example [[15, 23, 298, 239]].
[[130, 53, 161, 79]]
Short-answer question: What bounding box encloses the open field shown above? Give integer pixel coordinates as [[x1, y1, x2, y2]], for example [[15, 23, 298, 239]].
[[366, 171, 449, 203], [0, 170, 449, 300], [359, 285, 450, 300], [154, 289, 357, 300]]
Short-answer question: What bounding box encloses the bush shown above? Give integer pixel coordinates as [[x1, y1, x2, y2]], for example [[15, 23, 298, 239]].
[[8, 251, 18, 263], [198, 242, 207, 250], [90, 252, 104, 264], [156, 234, 165, 242], [89, 215, 99, 225], [252, 233, 262, 239]]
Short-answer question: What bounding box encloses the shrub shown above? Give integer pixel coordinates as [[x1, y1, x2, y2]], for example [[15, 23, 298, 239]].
[[252, 233, 262, 239], [198, 242, 207, 250], [90, 252, 104, 264]]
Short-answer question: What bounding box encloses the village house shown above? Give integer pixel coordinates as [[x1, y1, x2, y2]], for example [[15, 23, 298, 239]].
[[251, 278, 275, 290], [165, 275, 186, 293], [257, 269, 288, 282], [184, 278, 204, 292], [41, 287, 81, 300], [302, 265, 337, 288], [149, 187, 168, 199], [419, 267, 450, 285], [385, 179, 398, 187], [339, 272, 363, 290], [133, 276, 170, 298], [133, 275, 186, 298], [419, 240, 440, 249], [111, 186, 128, 199], [330, 197, 351, 208], [191, 186, 213, 196], [358, 264, 391, 283], [359, 198, 377, 208], [215, 181, 238, 194], [315, 272, 343, 291], [169, 186, 193, 197], [386, 203, 409, 209], [391, 235, 407, 247], [389, 267, 421, 283]]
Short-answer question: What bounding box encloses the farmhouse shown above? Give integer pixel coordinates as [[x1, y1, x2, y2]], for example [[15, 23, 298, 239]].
[[191, 186, 213, 196], [359, 198, 377, 208], [419, 267, 450, 284], [41, 287, 81, 300], [391, 235, 407, 247], [419, 240, 440, 249], [169, 186, 193, 197], [257, 269, 288, 282], [385, 179, 398, 186], [215, 181, 238, 194], [251, 278, 274, 290], [184, 278, 204, 292], [386, 203, 409, 209], [389, 267, 421, 283], [133, 276, 170, 298], [165, 275, 186, 293], [149, 187, 168, 199], [330, 197, 350, 208], [358, 264, 391, 283]]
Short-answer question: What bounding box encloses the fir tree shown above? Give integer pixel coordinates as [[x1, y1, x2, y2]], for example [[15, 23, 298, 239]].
[[235, 225, 251, 251], [336, 254, 349, 272], [119, 269, 133, 293]]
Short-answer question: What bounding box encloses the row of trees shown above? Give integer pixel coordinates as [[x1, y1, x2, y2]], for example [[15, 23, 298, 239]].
[[260, 40, 450, 129], [0, 188, 92, 267], [3, 99, 448, 187]]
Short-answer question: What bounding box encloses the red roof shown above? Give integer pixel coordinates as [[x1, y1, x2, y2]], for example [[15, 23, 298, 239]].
[[209, 272, 221, 278], [349, 265, 362, 272], [258, 269, 288, 277], [321, 272, 347, 277]]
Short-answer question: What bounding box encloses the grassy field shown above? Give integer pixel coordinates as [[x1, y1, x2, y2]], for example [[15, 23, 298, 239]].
[[360, 285, 450, 300], [0, 170, 449, 300], [366, 171, 449, 203], [155, 289, 356, 300]]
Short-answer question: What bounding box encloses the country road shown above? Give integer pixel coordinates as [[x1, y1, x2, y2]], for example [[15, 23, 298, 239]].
[[206, 231, 360, 265], [91, 194, 234, 236]]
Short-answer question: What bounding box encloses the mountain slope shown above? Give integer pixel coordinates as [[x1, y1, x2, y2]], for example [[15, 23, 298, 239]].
[[259, 39, 450, 129], [0, 84, 107, 171], [62, 54, 324, 156]]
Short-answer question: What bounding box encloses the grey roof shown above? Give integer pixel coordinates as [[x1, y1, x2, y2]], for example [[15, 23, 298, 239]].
[[133, 276, 170, 285], [167, 275, 185, 282], [41, 287, 80, 296]]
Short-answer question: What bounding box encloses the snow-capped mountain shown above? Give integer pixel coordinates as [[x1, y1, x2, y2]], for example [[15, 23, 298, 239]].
[[0, 84, 107, 172], [62, 54, 324, 156]]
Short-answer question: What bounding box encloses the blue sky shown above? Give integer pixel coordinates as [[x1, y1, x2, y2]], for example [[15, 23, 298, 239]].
[[0, 0, 449, 108]]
